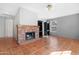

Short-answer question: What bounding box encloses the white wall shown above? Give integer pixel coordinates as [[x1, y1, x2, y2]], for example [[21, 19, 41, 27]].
[[0, 17, 5, 37], [50, 14, 79, 39], [13, 8, 20, 39], [19, 7, 38, 25]]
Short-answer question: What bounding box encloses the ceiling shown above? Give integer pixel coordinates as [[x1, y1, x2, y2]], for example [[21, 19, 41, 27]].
[[0, 3, 79, 19], [0, 3, 50, 16]]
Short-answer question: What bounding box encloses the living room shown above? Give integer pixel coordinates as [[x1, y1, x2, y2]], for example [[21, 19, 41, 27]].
[[0, 3, 79, 55]]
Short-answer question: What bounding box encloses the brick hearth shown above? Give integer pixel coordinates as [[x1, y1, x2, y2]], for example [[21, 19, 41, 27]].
[[17, 25, 39, 44]]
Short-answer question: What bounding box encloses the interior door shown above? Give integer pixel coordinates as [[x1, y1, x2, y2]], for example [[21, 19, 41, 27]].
[[5, 19, 13, 38]]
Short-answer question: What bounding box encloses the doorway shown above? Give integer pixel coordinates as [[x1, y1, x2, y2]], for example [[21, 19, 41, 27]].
[[38, 20, 43, 38]]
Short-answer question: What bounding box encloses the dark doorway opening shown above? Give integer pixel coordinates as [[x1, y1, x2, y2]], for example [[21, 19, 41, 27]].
[[38, 21, 43, 38]]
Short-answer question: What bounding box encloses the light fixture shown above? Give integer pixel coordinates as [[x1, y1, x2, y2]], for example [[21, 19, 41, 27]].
[[47, 4, 53, 11]]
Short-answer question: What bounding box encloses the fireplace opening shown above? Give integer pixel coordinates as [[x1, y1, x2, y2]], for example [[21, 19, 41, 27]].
[[25, 32, 35, 40]]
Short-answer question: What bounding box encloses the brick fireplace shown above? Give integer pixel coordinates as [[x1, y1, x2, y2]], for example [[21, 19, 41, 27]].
[[17, 25, 39, 44]]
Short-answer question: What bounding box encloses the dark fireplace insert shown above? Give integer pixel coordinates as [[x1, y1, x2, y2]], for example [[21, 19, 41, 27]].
[[25, 32, 35, 40]]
